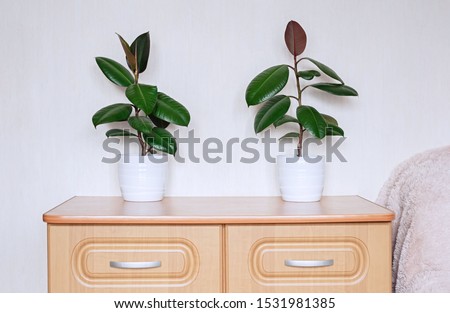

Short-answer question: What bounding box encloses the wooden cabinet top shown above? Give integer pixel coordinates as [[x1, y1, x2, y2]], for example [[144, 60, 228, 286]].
[[43, 196, 394, 225]]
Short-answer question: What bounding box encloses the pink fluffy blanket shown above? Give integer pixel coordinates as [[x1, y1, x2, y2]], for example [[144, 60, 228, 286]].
[[377, 145, 450, 292]]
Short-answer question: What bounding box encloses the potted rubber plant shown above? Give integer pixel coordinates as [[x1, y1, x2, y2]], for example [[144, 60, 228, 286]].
[[92, 31, 190, 202], [245, 20, 357, 202]]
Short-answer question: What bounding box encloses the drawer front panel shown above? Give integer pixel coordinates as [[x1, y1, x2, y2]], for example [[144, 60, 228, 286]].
[[227, 223, 391, 292], [48, 225, 221, 292], [250, 237, 369, 285], [73, 237, 198, 286]]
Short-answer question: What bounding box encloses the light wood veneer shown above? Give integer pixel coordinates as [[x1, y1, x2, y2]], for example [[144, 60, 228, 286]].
[[43, 196, 394, 293]]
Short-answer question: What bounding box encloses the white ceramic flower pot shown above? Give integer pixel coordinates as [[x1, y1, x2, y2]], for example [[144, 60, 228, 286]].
[[118, 154, 168, 202], [277, 155, 325, 202]]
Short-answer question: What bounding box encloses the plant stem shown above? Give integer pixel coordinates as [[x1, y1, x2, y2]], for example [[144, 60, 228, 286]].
[[131, 59, 152, 156], [134, 68, 139, 83], [298, 126, 304, 157], [138, 132, 146, 156], [296, 57, 305, 65], [131, 53, 145, 156], [293, 55, 304, 157], [134, 107, 147, 156], [287, 65, 296, 71]]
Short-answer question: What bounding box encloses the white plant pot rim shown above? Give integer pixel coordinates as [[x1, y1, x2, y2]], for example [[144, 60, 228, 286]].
[[120, 153, 167, 162], [277, 154, 324, 164]]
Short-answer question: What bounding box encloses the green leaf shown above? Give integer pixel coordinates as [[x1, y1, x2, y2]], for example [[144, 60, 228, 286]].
[[302, 58, 344, 83], [95, 57, 134, 87], [321, 113, 338, 126], [296, 105, 327, 139], [92, 103, 133, 128], [273, 115, 298, 127], [125, 84, 157, 115], [128, 116, 154, 134], [254, 95, 290, 133], [116, 33, 136, 73], [284, 20, 307, 57], [154, 92, 190, 126], [144, 127, 177, 155], [326, 124, 344, 136], [297, 70, 320, 80], [105, 129, 137, 137], [149, 114, 170, 129], [130, 32, 150, 73], [309, 83, 358, 96], [279, 132, 300, 140], [245, 65, 289, 106]]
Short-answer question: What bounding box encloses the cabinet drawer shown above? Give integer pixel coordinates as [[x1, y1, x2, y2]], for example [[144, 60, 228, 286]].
[[226, 223, 391, 292], [48, 225, 221, 292]]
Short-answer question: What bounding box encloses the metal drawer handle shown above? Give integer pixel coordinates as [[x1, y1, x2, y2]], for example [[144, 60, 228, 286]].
[[109, 261, 161, 269], [284, 259, 334, 268]]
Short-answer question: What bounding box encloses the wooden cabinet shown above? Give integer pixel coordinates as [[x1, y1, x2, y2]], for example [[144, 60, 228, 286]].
[[43, 196, 394, 293], [226, 223, 391, 292], [47, 225, 221, 292]]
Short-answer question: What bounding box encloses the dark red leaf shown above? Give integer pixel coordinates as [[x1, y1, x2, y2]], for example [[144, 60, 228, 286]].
[[284, 20, 307, 57]]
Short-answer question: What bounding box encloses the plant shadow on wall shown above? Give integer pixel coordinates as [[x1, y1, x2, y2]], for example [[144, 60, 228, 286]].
[[245, 20, 358, 202], [91, 32, 191, 202]]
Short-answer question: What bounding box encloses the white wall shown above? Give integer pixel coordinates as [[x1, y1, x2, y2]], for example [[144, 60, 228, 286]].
[[0, 0, 449, 292]]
